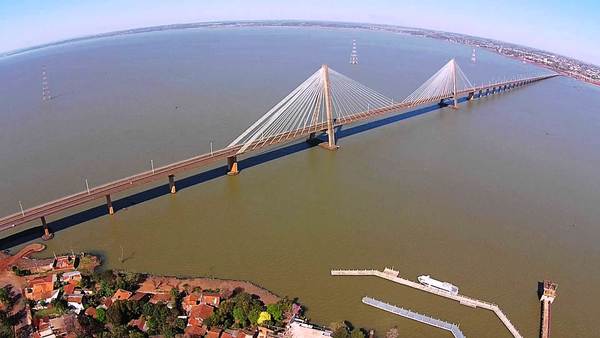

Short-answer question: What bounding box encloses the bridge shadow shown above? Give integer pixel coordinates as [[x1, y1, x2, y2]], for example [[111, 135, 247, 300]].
[[0, 100, 455, 250]]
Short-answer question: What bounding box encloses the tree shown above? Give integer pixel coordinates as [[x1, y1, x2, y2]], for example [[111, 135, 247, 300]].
[[266, 303, 283, 323], [331, 321, 351, 338], [106, 301, 125, 325], [257, 311, 271, 325], [51, 297, 70, 314], [115, 272, 141, 292], [128, 331, 146, 338], [233, 306, 247, 327], [0, 288, 10, 305], [350, 329, 366, 338], [248, 307, 261, 325], [96, 307, 107, 323], [141, 302, 183, 336], [77, 313, 105, 336]]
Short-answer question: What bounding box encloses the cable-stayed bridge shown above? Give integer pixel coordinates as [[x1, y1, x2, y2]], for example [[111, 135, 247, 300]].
[[0, 59, 557, 239]]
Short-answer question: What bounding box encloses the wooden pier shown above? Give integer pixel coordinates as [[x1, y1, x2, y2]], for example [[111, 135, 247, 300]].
[[362, 296, 466, 338], [539, 280, 557, 338], [331, 268, 523, 338]]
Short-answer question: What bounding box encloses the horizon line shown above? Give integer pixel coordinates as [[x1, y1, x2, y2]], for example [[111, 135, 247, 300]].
[[1, 19, 597, 68]]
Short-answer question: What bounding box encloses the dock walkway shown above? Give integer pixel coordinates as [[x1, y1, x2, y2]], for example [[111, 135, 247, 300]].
[[362, 296, 466, 338], [331, 268, 523, 338]]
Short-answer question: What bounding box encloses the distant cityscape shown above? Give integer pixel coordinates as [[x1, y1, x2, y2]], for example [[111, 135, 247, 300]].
[[3, 20, 599, 86]]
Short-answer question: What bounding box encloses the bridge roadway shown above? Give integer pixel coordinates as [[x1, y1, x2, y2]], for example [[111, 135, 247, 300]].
[[362, 296, 466, 338], [331, 268, 523, 338], [0, 74, 556, 234]]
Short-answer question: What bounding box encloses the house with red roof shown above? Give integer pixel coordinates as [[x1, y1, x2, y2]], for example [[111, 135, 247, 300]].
[[188, 303, 214, 327], [182, 292, 202, 312], [25, 274, 59, 303], [184, 324, 207, 337], [63, 283, 76, 296], [111, 289, 133, 302], [84, 307, 97, 318], [206, 328, 222, 338], [202, 292, 221, 307]]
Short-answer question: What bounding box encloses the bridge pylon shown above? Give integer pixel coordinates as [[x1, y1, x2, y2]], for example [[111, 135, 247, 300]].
[[451, 59, 458, 108], [319, 64, 339, 150], [402, 58, 473, 109]]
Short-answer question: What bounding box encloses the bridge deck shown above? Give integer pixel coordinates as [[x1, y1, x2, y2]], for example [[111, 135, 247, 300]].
[[0, 74, 556, 233], [362, 296, 466, 338], [331, 268, 523, 338]]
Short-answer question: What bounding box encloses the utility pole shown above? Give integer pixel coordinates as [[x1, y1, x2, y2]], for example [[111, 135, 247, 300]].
[[85, 179, 90, 195]]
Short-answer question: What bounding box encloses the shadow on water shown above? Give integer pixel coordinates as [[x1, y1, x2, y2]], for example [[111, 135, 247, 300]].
[[0, 100, 457, 250]]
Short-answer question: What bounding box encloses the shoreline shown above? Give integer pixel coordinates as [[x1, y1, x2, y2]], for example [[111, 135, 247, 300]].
[[1, 20, 597, 88], [0, 244, 302, 336]]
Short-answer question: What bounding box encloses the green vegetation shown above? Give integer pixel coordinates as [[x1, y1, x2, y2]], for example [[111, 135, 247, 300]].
[[96, 307, 106, 323], [330, 321, 367, 338], [13, 265, 299, 337], [205, 291, 260, 328], [205, 291, 293, 330], [0, 286, 27, 337], [81, 270, 144, 307], [11, 266, 31, 276]]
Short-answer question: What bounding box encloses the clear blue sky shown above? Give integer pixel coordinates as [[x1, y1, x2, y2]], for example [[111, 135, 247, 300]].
[[1, 0, 598, 65]]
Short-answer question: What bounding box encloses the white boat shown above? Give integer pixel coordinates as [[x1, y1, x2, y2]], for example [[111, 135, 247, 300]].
[[418, 275, 459, 295]]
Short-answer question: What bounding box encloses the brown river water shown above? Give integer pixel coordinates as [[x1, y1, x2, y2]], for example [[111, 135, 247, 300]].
[[1, 27, 599, 337]]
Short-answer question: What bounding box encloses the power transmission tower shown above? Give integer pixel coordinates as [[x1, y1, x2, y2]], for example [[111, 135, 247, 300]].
[[41, 65, 52, 101], [350, 40, 359, 65]]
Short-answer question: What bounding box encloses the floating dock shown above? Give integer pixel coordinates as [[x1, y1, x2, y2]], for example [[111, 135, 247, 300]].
[[331, 268, 523, 338], [362, 296, 466, 338]]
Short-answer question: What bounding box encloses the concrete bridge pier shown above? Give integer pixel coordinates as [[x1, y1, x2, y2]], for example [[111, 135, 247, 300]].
[[105, 194, 114, 215], [306, 132, 320, 146], [227, 156, 239, 176], [41, 216, 53, 240], [168, 175, 177, 193]]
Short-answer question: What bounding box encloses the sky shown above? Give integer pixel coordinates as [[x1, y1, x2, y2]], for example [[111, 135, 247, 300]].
[[1, 0, 599, 65]]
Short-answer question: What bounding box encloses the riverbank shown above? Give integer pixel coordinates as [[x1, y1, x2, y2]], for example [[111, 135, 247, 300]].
[[0, 243, 305, 337]]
